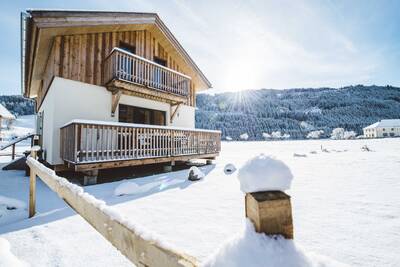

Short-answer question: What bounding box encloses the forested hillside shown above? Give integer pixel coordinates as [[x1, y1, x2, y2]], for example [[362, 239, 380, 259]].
[[196, 85, 400, 140], [0, 95, 34, 116]]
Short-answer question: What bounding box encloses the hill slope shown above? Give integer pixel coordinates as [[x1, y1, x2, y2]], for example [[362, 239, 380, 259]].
[[195, 85, 400, 140]]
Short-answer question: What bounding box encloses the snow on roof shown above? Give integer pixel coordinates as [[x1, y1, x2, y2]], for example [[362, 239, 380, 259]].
[[0, 104, 15, 120], [363, 119, 400, 129]]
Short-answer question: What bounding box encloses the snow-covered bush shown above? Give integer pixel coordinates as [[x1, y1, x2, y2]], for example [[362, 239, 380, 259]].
[[262, 132, 271, 140], [271, 131, 282, 139], [225, 136, 232, 141], [307, 130, 324, 139], [240, 133, 249, 140], [300, 121, 314, 130], [343, 131, 356, 139], [270, 131, 290, 140], [331, 128, 356, 140], [331, 128, 345, 140], [237, 154, 293, 193]]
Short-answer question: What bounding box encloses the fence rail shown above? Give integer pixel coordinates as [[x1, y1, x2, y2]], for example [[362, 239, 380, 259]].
[[27, 154, 198, 267], [103, 48, 190, 97], [60, 121, 221, 164]]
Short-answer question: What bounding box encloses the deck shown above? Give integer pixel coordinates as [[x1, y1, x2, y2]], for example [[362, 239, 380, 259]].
[[60, 120, 221, 171], [103, 48, 191, 104]]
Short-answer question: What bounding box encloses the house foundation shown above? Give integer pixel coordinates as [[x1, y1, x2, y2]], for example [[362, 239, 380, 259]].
[[82, 170, 98, 186]]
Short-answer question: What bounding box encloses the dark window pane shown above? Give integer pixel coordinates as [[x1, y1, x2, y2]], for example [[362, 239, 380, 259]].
[[118, 104, 166, 126], [119, 41, 136, 54]]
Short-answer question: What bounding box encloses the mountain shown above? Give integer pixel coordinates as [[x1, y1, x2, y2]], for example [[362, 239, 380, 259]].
[[0, 95, 34, 117], [195, 85, 400, 140]]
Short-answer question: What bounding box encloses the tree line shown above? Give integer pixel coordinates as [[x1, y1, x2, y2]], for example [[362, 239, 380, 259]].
[[195, 85, 400, 140]]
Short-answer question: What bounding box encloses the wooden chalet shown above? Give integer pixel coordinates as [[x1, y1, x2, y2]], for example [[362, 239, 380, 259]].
[[21, 10, 220, 182]]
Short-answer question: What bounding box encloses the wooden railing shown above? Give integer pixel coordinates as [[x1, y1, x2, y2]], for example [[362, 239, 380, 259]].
[[27, 153, 199, 267], [103, 48, 191, 97], [60, 120, 221, 164]]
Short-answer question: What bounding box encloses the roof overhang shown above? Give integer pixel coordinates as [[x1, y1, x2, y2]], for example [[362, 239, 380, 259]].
[[22, 10, 212, 98]]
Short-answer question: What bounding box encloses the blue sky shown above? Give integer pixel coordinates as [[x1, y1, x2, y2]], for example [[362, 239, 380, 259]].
[[1, 0, 400, 95]]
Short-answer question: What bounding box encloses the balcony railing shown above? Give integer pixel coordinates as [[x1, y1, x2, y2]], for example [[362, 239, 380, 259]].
[[103, 48, 190, 97], [60, 120, 221, 165]]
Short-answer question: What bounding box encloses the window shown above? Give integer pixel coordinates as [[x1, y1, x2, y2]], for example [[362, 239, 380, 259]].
[[383, 128, 385, 131], [119, 41, 136, 54], [119, 104, 166, 126], [383, 133, 388, 137], [391, 128, 394, 131], [153, 56, 167, 67], [390, 133, 395, 137]]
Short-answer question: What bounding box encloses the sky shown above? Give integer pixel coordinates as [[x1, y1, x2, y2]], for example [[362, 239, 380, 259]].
[[0, 0, 400, 95]]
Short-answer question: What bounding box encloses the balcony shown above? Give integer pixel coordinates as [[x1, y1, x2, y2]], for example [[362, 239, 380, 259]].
[[60, 120, 221, 171], [103, 48, 191, 103]]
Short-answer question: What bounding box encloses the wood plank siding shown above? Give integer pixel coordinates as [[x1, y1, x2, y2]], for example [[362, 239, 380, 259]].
[[38, 30, 196, 108]]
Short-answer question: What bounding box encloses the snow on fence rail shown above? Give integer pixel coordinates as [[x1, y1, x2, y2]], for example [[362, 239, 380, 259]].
[[26, 152, 198, 267]]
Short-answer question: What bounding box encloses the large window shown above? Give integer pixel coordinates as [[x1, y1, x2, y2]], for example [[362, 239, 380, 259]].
[[119, 104, 166, 126]]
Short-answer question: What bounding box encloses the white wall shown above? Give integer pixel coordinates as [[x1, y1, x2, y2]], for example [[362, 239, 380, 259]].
[[39, 77, 195, 165], [363, 127, 400, 138]]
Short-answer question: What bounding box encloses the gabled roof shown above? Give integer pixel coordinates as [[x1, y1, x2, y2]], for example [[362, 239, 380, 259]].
[[21, 10, 212, 97], [0, 103, 16, 120], [363, 119, 400, 129]]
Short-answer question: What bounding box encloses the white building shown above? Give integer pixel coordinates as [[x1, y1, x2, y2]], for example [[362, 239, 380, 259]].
[[363, 119, 400, 138]]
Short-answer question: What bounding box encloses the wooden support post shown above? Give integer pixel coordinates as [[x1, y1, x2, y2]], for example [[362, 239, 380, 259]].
[[29, 147, 39, 218], [245, 191, 293, 239], [11, 144, 15, 160], [111, 89, 122, 117], [170, 103, 182, 123]]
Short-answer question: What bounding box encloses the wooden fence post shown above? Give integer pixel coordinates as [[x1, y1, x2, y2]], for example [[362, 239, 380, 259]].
[[29, 147, 40, 218], [245, 191, 293, 239], [11, 144, 15, 160]]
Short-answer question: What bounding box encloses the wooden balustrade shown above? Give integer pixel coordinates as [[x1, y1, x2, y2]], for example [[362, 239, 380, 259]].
[[60, 121, 221, 166], [103, 48, 191, 97]]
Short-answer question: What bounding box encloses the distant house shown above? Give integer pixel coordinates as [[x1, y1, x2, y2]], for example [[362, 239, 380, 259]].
[[363, 119, 400, 138], [21, 10, 220, 182]]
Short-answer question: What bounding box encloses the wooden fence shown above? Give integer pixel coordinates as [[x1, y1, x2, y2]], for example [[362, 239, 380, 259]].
[[103, 48, 191, 97], [60, 121, 221, 165], [27, 153, 199, 267]]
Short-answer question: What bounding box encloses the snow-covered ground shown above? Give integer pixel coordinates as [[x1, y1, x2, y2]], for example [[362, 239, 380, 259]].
[[0, 115, 35, 163], [1, 138, 399, 266]]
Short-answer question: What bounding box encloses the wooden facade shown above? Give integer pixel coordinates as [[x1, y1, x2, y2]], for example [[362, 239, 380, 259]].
[[39, 29, 196, 109]]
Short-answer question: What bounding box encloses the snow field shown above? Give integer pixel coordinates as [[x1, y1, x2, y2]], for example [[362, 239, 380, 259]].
[[0, 138, 399, 266]]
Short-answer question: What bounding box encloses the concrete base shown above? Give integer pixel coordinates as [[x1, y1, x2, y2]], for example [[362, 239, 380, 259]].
[[163, 161, 175, 172], [163, 165, 173, 172], [82, 170, 98, 186], [206, 159, 214, 165], [83, 176, 97, 186]]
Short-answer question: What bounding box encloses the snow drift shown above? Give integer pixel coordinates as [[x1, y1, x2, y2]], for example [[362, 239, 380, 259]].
[[0, 237, 29, 267], [237, 154, 293, 193], [203, 219, 347, 267]]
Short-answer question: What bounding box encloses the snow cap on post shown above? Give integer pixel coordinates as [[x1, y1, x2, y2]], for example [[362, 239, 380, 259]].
[[237, 154, 293, 193]]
